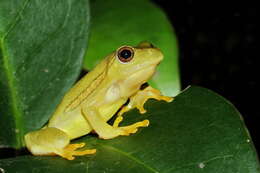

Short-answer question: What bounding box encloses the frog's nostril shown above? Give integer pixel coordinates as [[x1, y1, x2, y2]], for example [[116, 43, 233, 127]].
[[149, 43, 155, 48]]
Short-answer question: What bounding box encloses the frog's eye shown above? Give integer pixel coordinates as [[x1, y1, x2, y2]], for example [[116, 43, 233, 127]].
[[117, 46, 134, 63]]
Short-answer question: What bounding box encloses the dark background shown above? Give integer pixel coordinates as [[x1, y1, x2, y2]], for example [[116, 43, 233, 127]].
[[154, 0, 258, 152]]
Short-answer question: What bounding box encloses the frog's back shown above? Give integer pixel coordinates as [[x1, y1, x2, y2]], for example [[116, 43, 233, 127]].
[[51, 55, 114, 117]]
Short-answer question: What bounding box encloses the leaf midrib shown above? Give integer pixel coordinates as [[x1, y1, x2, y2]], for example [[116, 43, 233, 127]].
[[100, 144, 159, 173], [0, 40, 23, 148], [0, 0, 31, 148]]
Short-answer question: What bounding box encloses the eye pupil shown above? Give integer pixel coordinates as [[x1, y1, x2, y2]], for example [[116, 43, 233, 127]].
[[117, 46, 134, 63], [120, 49, 132, 59]]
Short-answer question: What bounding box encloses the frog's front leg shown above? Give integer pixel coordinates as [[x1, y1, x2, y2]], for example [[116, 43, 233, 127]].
[[113, 86, 173, 127], [82, 108, 149, 139], [25, 127, 96, 160]]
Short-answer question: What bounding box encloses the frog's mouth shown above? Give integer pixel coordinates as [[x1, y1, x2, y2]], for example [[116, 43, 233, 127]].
[[126, 65, 157, 86], [140, 82, 149, 90]]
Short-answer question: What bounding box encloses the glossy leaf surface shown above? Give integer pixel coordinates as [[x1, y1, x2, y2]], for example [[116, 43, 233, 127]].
[[1, 86, 259, 173], [0, 0, 90, 148]]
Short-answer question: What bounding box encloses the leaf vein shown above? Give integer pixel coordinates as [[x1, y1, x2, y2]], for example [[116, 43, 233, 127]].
[[16, 0, 72, 74], [100, 144, 160, 173], [2, 0, 31, 40]]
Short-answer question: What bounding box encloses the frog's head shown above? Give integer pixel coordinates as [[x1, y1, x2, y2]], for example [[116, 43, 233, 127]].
[[107, 42, 163, 89]]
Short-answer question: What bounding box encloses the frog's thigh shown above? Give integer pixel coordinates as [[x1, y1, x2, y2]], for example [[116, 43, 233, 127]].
[[82, 108, 149, 139], [25, 127, 70, 155], [25, 127, 95, 160]]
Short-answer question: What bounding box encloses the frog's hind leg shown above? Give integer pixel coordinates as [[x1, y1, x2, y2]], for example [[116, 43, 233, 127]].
[[25, 127, 96, 160], [82, 108, 149, 139]]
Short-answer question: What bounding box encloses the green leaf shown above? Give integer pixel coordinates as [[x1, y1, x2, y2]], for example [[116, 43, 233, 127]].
[[85, 0, 180, 96], [1, 86, 259, 172], [0, 0, 90, 148]]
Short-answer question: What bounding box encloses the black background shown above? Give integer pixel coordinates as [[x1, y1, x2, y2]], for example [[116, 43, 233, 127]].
[[154, 0, 258, 152]]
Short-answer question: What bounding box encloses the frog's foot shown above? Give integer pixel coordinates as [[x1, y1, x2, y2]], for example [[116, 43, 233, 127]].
[[82, 109, 149, 140], [98, 119, 149, 139], [133, 86, 174, 113], [25, 127, 96, 160], [59, 143, 96, 160], [113, 86, 173, 127], [119, 119, 149, 136]]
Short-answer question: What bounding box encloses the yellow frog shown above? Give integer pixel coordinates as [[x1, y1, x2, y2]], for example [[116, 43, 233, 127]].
[[25, 42, 173, 160]]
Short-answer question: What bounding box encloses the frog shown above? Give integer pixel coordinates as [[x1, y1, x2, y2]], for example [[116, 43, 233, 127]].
[[24, 42, 173, 160]]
